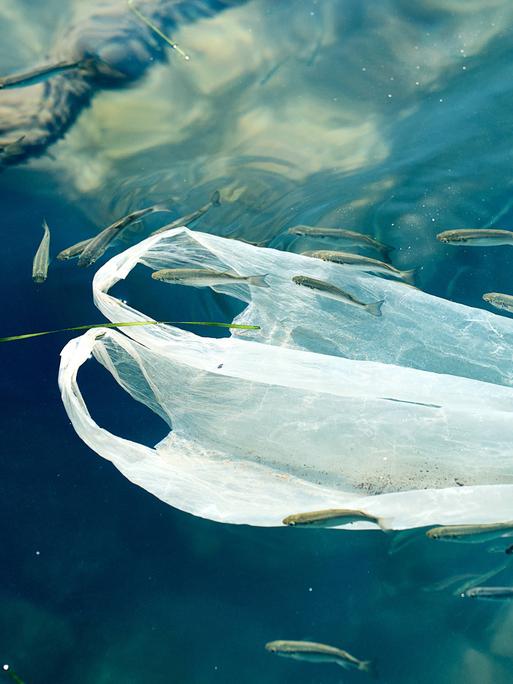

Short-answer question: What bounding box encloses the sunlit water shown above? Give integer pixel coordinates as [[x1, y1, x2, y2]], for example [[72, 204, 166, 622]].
[[2, 1, 513, 682]]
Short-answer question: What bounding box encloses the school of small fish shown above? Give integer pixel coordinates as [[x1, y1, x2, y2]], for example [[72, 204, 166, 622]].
[[8, 5, 513, 677], [25, 175, 513, 679], [28, 188, 513, 678]]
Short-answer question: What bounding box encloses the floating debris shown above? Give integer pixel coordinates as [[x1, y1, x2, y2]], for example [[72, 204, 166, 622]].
[[436, 229, 513, 246], [32, 220, 50, 284], [152, 267, 270, 288], [128, 0, 190, 61], [283, 508, 386, 529], [302, 250, 415, 284], [2, 664, 25, 684], [426, 522, 513, 543], [265, 640, 375, 675], [0, 320, 259, 343], [288, 225, 393, 258], [292, 275, 383, 316]]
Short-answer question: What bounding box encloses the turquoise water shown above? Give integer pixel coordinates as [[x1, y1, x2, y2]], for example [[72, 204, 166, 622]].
[[2, 0, 513, 681]]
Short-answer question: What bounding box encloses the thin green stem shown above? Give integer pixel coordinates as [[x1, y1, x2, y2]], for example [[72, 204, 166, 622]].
[[0, 321, 260, 343], [127, 0, 190, 60]]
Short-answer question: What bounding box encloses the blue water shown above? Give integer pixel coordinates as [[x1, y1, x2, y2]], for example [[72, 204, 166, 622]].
[[3, 1, 513, 682]]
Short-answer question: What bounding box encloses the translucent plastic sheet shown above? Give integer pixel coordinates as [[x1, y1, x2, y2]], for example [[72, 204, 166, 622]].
[[58, 228, 513, 529]]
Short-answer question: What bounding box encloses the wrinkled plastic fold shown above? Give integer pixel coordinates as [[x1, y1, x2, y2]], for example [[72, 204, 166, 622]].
[[58, 228, 513, 529]]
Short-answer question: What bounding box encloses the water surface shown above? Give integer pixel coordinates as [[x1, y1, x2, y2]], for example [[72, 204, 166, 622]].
[[2, 1, 513, 682]]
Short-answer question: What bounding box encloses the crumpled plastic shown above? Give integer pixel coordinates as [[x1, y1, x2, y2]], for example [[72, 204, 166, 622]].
[[58, 227, 513, 529]]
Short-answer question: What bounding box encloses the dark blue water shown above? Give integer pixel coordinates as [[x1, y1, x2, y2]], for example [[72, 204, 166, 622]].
[[3, 1, 513, 682]]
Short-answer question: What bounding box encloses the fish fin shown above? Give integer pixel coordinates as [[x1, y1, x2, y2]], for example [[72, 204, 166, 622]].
[[210, 190, 221, 206], [248, 274, 270, 288], [400, 269, 416, 285], [366, 299, 384, 317], [360, 659, 378, 679]]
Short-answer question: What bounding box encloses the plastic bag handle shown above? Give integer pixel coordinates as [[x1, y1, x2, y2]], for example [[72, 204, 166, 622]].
[[59, 328, 155, 467]]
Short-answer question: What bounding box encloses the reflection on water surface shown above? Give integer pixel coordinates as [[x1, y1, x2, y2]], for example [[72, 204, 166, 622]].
[[3, 1, 513, 682]]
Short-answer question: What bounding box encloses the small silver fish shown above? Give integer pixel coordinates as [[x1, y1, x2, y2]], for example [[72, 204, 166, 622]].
[[463, 586, 513, 600], [151, 267, 269, 288], [151, 190, 221, 236], [287, 225, 393, 258], [32, 220, 50, 284], [0, 59, 91, 89], [482, 292, 513, 314], [302, 250, 415, 284], [265, 640, 375, 675], [56, 238, 93, 261], [283, 508, 385, 529], [78, 203, 173, 268], [426, 560, 511, 596], [436, 229, 513, 246], [426, 522, 513, 543], [292, 275, 384, 316]]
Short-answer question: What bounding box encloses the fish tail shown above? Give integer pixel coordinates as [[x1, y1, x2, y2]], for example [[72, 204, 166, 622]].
[[248, 274, 270, 288], [400, 268, 416, 285], [210, 189, 221, 206], [77, 254, 91, 268], [376, 517, 391, 532], [366, 299, 384, 317], [153, 203, 175, 214], [360, 659, 378, 679]]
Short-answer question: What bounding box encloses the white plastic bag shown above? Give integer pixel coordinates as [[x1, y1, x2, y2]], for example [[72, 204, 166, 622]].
[[59, 228, 513, 529]]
